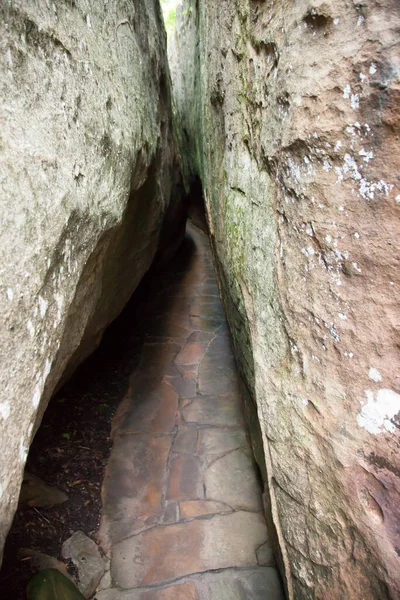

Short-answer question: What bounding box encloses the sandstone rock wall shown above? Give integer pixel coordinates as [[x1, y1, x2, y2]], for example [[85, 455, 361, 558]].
[[172, 1, 400, 598], [0, 0, 184, 560]]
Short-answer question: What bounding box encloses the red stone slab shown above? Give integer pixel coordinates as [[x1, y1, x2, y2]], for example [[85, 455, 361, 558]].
[[111, 512, 267, 588], [102, 434, 172, 521], [137, 342, 183, 377], [173, 428, 199, 454], [167, 455, 203, 500], [167, 375, 197, 398], [119, 379, 178, 434], [182, 396, 244, 427], [175, 342, 208, 366], [180, 500, 231, 518], [139, 582, 199, 600]]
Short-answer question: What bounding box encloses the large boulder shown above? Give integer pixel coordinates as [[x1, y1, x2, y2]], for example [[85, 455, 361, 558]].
[[172, 1, 400, 598], [0, 0, 185, 560]]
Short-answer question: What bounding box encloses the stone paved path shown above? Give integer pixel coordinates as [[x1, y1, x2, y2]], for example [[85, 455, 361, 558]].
[[96, 223, 284, 600]]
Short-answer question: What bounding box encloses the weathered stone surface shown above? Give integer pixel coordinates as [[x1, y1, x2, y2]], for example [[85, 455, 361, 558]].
[[96, 568, 111, 594], [62, 531, 108, 599], [175, 342, 208, 366], [199, 429, 247, 456], [98, 223, 281, 597], [180, 500, 231, 519], [19, 471, 68, 508], [97, 568, 284, 600], [172, 1, 400, 598], [161, 501, 180, 525], [0, 0, 185, 560], [205, 449, 263, 512], [111, 512, 267, 588], [182, 396, 244, 427], [167, 375, 197, 398], [118, 379, 179, 434], [256, 542, 276, 568], [172, 427, 199, 454], [198, 338, 241, 397], [97, 582, 199, 600], [166, 455, 203, 500], [102, 434, 172, 521], [195, 567, 285, 600]]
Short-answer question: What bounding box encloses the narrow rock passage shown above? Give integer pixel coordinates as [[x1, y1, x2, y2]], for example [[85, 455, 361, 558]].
[[97, 223, 284, 599]]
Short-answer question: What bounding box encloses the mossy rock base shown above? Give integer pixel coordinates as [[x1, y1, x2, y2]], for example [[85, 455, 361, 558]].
[[27, 569, 85, 600]]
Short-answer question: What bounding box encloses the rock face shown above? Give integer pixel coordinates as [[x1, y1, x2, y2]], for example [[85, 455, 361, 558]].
[[172, 1, 400, 598], [0, 0, 185, 560]]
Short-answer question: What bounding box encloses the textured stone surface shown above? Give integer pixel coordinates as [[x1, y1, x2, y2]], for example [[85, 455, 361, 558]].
[[118, 379, 179, 434], [96, 567, 284, 600], [180, 500, 231, 519], [112, 512, 267, 588], [0, 0, 185, 559], [19, 471, 68, 508], [98, 223, 283, 598], [172, 1, 400, 598], [97, 582, 199, 600], [182, 396, 244, 427], [199, 429, 247, 456], [62, 531, 107, 598], [196, 567, 285, 600], [102, 434, 173, 521], [166, 455, 203, 500], [205, 449, 263, 512]]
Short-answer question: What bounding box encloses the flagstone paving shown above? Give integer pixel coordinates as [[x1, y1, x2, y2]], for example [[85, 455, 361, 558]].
[[97, 223, 284, 599]]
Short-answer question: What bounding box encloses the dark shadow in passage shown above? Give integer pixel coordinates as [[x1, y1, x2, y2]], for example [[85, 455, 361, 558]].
[[187, 175, 208, 233], [0, 224, 200, 600]]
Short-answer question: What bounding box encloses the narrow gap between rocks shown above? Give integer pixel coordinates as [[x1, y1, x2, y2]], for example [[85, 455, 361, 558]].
[[0, 178, 283, 599], [0, 179, 284, 600], [0, 181, 202, 599]]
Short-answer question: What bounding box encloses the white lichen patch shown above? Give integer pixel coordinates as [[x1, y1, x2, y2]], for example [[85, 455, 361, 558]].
[[359, 148, 373, 163], [32, 382, 41, 409], [357, 389, 400, 434], [351, 94, 359, 110], [38, 295, 48, 318], [19, 439, 28, 462], [334, 140, 342, 152], [368, 367, 382, 382], [43, 358, 52, 381], [27, 320, 35, 337], [0, 402, 11, 420]]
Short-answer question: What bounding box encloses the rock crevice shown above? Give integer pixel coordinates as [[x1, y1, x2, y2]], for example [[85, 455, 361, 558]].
[[170, 1, 400, 598], [0, 0, 185, 559]]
